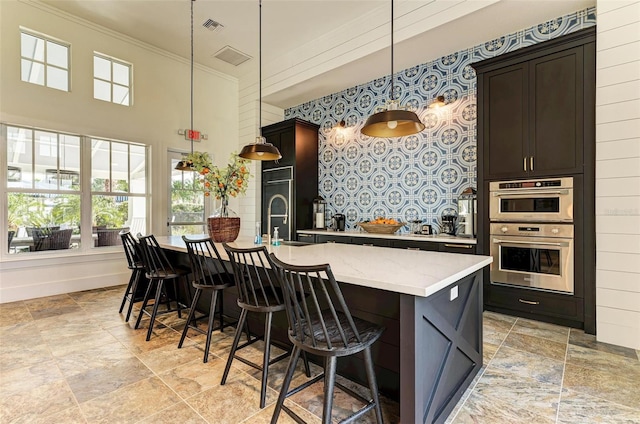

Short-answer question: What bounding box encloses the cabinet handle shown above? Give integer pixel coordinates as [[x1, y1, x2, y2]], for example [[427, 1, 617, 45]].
[[326, 240, 335, 243], [518, 299, 540, 305], [362, 243, 374, 247], [530, 156, 534, 171], [523, 157, 527, 172], [406, 247, 421, 251], [444, 244, 473, 249]]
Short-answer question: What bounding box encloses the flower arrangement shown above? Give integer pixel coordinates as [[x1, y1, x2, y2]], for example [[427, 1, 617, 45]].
[[186, 151, 251, 205]]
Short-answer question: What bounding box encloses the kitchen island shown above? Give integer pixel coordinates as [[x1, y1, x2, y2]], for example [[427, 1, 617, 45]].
[[156, 236, 492, 424]]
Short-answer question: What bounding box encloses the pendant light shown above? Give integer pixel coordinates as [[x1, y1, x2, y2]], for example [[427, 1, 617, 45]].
[[239, 0, 282, 161], [361, 0, 425, 138], [175, 0, 196, 171]]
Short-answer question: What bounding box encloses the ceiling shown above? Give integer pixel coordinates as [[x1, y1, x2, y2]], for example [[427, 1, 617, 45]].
[[40, 0, 594, 108]]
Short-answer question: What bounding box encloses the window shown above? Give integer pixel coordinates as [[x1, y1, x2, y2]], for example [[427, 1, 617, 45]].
[[20, 29, 70, 92], [3, 124, 148, 255], [93, 54, 132, 106], [168, 151, 208, 236]]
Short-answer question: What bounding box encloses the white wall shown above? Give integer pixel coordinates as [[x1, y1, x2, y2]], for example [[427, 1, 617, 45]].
[[595, 0, 640, 349], [0, 0, 239, 302]]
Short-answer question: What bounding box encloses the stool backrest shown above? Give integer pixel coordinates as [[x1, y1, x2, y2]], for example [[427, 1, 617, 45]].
[[120, 230, 141, 269], [183, 236, 231, 287], [222, 244, 282, 308], [137, 234, 176, 276], [269, 254, 362, 350]]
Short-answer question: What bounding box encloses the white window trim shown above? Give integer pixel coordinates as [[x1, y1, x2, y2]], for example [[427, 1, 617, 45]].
[[19, 27, 71, 92], [93, 52, 133, 106]]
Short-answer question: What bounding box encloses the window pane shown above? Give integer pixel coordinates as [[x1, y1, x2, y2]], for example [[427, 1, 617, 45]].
[[46, 41, 68, 69], [112, 62, 129, 86], [7, 127, 33, 188], [94, 55, 111, 80], [111, 142, 129, 192], [94, 79, 111, 102], [59, 135, 81, 190], [46, 66, 68, 91], [130, 144, 146, 194], [113, 85, 129, 106], [7, 193, 81, 254], [21, 33, 44, 61], [92, 195, 129, 229], [169, 224, 205, 236], [21, 59, 44, 85], [91, 139, 110, 191]]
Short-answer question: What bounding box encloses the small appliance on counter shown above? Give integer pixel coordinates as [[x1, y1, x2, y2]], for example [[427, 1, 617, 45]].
[[409, 220, 423, 234], [331, 214, 346, 231], [457, 187, 477, 238], [441, 215, 457, 236], [313, 196, 327, 229]]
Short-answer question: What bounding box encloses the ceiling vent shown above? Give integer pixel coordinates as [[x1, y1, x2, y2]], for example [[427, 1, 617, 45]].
[[202, 19, 224, 32], [214, 46, 252, 66]]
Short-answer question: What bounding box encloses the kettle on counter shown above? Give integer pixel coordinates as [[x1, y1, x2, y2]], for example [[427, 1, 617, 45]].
[[331, 214, 346, 231]]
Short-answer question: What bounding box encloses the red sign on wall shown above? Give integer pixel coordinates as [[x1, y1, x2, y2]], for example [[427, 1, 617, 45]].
[[186, 129, 201, 141]]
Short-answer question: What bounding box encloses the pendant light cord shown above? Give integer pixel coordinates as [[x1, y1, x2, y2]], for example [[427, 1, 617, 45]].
[[258, 0, 263, 139], [390, 0, 394, 102], [190, 0, 194, 154]]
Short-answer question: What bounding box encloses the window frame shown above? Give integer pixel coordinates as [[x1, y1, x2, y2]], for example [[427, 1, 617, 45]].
[[93, 52, 133, 106], [167, 150, 210, 236], [20, 27, 71, 92]]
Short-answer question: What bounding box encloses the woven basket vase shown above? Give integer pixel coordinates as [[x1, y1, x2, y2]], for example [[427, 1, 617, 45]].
[[207, 217, 240, 242]]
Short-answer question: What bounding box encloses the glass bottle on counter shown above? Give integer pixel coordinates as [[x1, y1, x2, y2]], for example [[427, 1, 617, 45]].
[[254, 221, 262, 245]]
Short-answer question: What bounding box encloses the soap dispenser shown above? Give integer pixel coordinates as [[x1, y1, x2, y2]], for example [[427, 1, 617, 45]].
[[272, 227, 280, 246]]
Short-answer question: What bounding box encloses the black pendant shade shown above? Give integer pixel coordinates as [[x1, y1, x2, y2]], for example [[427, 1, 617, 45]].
[[361, 109, 425, 137], [239, 136, 281, 161]]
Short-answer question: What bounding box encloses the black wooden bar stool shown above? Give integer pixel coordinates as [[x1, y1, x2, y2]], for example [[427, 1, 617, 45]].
[[179, 236, 236, 363], [221, 244, 311, 409], [118, 230, 145, 322], [269, 253, 385, 424], [135, 234, 191, 341]]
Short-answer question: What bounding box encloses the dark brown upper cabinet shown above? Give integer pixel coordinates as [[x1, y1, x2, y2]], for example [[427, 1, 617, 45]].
[[474, 29, 595, 180]]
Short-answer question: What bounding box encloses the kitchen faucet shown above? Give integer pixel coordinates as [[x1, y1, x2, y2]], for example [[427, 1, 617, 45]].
[[267, 193, 288, 245]]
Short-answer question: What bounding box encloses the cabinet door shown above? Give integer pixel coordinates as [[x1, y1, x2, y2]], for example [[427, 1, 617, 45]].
[[439, 243, 476, 254], [353, 237, 392, 247], [483, 63, 529, 179], [391, 240, 440, 251], [316, 234, 351, 244], [529, 46, 584, 175], [261, 132, 282, 170], [297, 233, 316, 243]]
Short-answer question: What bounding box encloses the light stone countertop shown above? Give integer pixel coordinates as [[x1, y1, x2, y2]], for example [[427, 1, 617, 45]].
[[297, 229, 477, 244], [156, 235, 492, 298]]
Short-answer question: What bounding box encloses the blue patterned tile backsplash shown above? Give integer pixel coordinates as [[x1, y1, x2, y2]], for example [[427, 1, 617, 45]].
[[285, 7, 596, 233]]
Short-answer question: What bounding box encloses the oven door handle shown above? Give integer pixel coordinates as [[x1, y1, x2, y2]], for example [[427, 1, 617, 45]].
[[492, 189, 569, 197], [492, 238, 569, 247]]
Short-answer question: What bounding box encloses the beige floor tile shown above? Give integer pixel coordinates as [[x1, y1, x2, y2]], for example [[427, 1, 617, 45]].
[[54, 341, 135, 378], [107, 322, 181, 354], [46, 328, 120, 357], [0, 379, 77, 423], [244, 402, 322, 424], [483, 342, 499, 364], [566, 344, 640, 380], [186, 372, 279, 424], [0, 360, 64, 396], [511, 317, 570, 344], [34, 310, 103, 340], [79, 376, 180, 424], [66, 356, 153, 403], [450, 389, 555, 424], [563, 363, 640, 410], [502, 331, 567, 361], [137, 401, 208, 424], [23, 294, 83, 320], [488, 345, 564, 386], [158, 356, 228, 399], [0, 343, 54, 373], [568, 328, 639, 359], [0, 301, 33, 327], [557, 388, 640, 424], [137, 339, 203, 374], [0, 321, 46, 347], [20, 406, 89, 424]]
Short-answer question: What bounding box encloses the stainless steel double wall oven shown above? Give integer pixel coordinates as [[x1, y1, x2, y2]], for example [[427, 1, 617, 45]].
[[489, 177, 575, 294]]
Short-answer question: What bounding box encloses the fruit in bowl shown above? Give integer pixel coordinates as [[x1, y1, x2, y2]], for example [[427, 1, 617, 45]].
[[357, 217, 406, 234]]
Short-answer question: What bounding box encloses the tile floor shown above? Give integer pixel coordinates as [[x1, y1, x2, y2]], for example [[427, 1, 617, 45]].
[[0, 285, 639, 423]]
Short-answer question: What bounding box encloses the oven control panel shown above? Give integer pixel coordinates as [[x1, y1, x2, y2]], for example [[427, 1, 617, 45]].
[[490, 177, 573, 191], [490, 223, 573, 238]]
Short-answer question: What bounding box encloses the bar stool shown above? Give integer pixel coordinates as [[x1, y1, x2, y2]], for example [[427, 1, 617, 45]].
[[135, 234, 191, 341], [179, 236, 236, 363], [118, 230, 145, 322], [221, 244, 311, 409], [269, 253, 385, 424]]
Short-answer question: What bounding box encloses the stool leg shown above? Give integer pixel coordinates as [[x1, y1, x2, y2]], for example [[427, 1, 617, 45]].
[[119, 270, 136, 313], [146, 279, 165, 341], [301, 351, 311, 378], [203, 290, 219, 363], [322, 356, 337, 424], [363, 346, 383, 424], [221, 308, 248, 385], [124, 270, 142, 323], [260, 311, 273, 408], [178, 286, 201, 349], [135, 279, 155, 330], [270, 346, 301, 424], [218, 291, 225, 332]]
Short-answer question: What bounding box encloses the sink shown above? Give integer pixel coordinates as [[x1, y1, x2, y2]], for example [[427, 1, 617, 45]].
[[279, 240, 313, 246]]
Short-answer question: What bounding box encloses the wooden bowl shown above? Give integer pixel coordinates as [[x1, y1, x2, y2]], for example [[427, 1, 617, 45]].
[[357, 222, 406, 234]]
